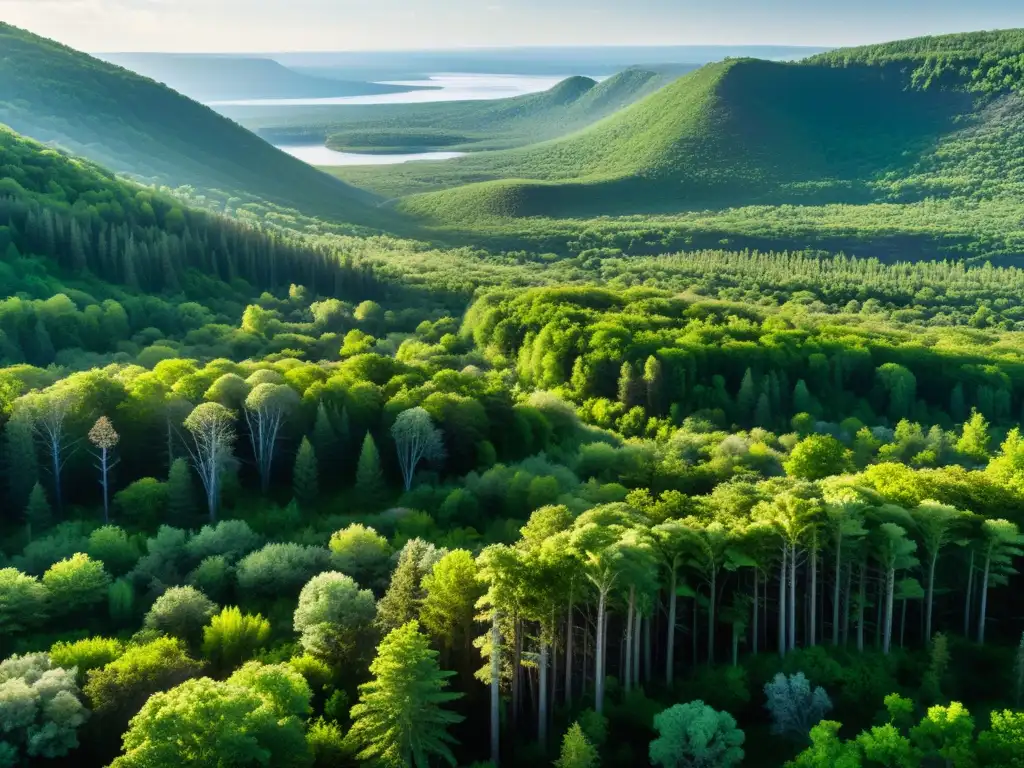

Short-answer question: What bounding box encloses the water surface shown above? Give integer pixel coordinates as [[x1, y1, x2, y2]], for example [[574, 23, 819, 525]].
[[278, 144, 465, 166]]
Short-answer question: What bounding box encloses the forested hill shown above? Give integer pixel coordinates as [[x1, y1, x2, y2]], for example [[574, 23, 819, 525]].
[[229, 68, 686, 153], [806, 28, 1024, 92], [0, 23, 391, 228]]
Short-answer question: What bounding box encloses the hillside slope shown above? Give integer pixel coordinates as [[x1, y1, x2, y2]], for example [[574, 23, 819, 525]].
[[346, 58, 973, 218], [227, 68, 687, 153], [99, 53, 430, 102], [0, 23, 391, 228]]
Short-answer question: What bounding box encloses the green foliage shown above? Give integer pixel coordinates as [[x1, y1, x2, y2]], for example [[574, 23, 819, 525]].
[[108, 675, 312, 768], [345, 621, 463, 768], [0, 567, 47, 637], [556, 722, 600, 768], [186, 520, 263, 564], [354, 432, 386, 508], [293, 436, 319, 507], [785, 436, 854, 481], [0, 653, 88, 761], [42, 553, 111, 615], [328, 524, 392, 590], [977, 709, 1024, 767], [649, 700, 745, 768], [166, 459, 197, 523], [764, 673, 834, 742], [114, 478, 169, 530], [49, 636, 125, 680], [201, 607, 271, 672], [307, 716, 349, 767], [236, 543, 331, 599], [420, 549, 483, 654], [293, 571, 376, 666], [87, 526, 141, 577], [786, 721, 862, 768], [143, 586, 217, 646], [23, 482, 51, 538]]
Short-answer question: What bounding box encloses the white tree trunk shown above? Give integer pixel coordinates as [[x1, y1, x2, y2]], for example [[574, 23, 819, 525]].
[[883, 567, 895, 654], [809, 541, 817, 647], [538, 634, 548, 746], [832, 534, 842, 644], [925, 552, 937, 644], [788, 543, 797, 653], [778, 546, 787, 658], [564, 595, 574, 707], [624, 587, 634, 692], [666, 569, 678, 684], [595, 590, 606, 714], [490, 613, 501, 767], [977, 552, 991, 645]]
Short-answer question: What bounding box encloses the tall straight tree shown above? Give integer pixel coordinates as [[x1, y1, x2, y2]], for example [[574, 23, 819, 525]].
[[244, 383, 299, 493], [183, 403, 236, 522], [88, 416, 119, 524], [26, 387, 79, 514], [976, 519, 1024, 645], [652, 519, 690, 685], [824, 497, 867, 645], [872, 520, 919, 654], [391, 407, 445, 492], [911, 500, 966, 644]]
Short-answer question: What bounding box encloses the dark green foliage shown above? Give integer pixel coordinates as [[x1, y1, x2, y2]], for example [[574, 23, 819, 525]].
[[354, 432, 385, 508], [293, 436, 319, 507]]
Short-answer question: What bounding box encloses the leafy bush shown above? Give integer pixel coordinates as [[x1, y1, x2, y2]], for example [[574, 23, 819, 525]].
[[764, 672, 834, 741]]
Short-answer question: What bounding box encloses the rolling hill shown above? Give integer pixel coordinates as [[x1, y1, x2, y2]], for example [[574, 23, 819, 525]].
[[225, 67, 689, 153], [0, 23, 392, 229], [333, 57, 975, 218], [98, 53, 434, 103]]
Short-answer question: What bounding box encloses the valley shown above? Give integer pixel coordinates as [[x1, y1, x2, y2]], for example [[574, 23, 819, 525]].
[[0, 13, 1024, 768]]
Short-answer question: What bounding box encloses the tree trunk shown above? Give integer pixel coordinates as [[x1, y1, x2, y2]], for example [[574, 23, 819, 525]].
[[708, 570, 716, 665], [964, 551, 975, 638], [842, 563, 852, 646], [565, 597, 574, 707], [538, 635, 548, 747], [925, 552, 937, 645], [809, 540, 817, 647], [752, 570, 759, 656], [856, 563, 866, 652], [977, 552, 991, 645], [692, 597, 698, 666], [788, 543, 797, 653], [633, 607, 641, 686], [900, 598, 907, 648], [884, 569, 892, 659], [550, 608, 558, 734], [643, 613, 651, 684], [512, 619, 522, 732], [666, 570, 678, 685], [732, 621, 739, 666], [100, 447, 110, 524], [778, 546, 787, 658], [582, 619, 590, 695], [595, 591, 606, 714], [490, 613, 501, 767], [624, 587, 635, 693]]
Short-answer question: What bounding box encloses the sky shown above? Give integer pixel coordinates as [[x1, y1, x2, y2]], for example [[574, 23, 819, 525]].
[[2, 0, 1024, 52]]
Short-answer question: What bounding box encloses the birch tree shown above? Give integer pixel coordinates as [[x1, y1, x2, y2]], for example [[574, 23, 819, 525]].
[[244, 383, 299, 493], [391, 407, 445, 491], [976, 519, 1023, 645], [88, 416, 120, 524], [183, 403, 236, 522], [26, 388, 80, 514]]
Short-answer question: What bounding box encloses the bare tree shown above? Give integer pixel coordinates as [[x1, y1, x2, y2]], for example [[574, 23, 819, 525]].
[[244, 383, 299, 493], [26, 388, 79, 514], [183, 403, 236, 522], [391, 407, 446, 491], [88, 416, 120, 523]]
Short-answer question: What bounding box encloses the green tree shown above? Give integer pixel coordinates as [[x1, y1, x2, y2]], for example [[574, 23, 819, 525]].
[[786, 721, 862, 768], [293, 571, 377, 666], [649, 700, 745, 768], [909, 702, 975, 767], [375, 539, 438, 634], [293, 436, 319, 507], [556, 722, 599, 768], [0, 653, 88, 762], [910, 500, 965, 643], [50, 637, 125, 682], [345, 621, 463, 768], [4, 406, 38, 514], [420, 549, 483, 662], [328, 524, 392, 591], [182, 402, 236, 522], [977, 710, 1024, 767], [0, 567, 47, 638], [392, 407, 445, 491], [143, 586, 217, 647], [957, 409, 991, 464], [976, 519, 1023, 644], [108, 675, 311, 768], [354, 432, 385, 507], [166, 458, 196, 522], [43, 553, 111, 616], [202, 606, 271, 673], [87, 525, 140, 577], [785, 435, 853, 481], [24, 482, 52, 541]]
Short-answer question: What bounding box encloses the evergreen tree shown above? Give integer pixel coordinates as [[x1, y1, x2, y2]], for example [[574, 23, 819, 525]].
[[293, 437, 318, 507], [754, 392, 773, 428], [737, 368, 757, 423], [345, 621, 463, 767], [167, 458, 196, 522], [311, 402, 336, 474], [793, 380, 816, 416], [644, 356, 665, 416], [618, 362, 642, 409], [957, 409, 991, 464], [376, 545, 427, 634], [4, 406, 38, 514], [24, 482, 52, 540], [354, 432, 385, 508], [556, 722, 599, 768]]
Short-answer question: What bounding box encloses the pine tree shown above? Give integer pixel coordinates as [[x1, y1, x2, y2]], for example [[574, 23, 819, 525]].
[[376, 545, 427, 634], [311, 401, 337, 473], [618, 362, 642, 409], [293, 436, 319, 507], [346, 621, 463, 767], [643, 356, 665, 416], [355, 432, 385, 508], [737, 368, 757, 423], [167, 457, 196, 522], [556, 722, 599, 768], [24, 482, 52, 540], [754, 392, 773, 428]]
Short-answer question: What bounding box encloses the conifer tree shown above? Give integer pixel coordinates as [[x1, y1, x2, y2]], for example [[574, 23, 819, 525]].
[[355, 432, 384, 508], [556, 722, 599, 768], [293, 437, 318, 507], [167, 458, 196, 522], [4, 406, 38, 513], [311, 401, 336, 473], [24, 482, 52, 540], [376, 545, 427, 634], [345, 621, 463, 767]]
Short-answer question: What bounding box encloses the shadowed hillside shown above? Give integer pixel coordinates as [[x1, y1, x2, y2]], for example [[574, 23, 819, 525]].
[[0, 23, 395, 229]]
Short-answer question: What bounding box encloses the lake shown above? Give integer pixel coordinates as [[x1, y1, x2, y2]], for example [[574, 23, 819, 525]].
[[277, 144, 465, 167], [211, 73, 597, 106]]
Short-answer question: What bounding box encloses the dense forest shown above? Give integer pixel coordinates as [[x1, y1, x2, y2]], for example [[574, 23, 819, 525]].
[[1, 19, 1024, 768]]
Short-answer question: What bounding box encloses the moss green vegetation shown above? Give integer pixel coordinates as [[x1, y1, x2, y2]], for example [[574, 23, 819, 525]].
[[0, 23, 394, 230], [229, 68, 684, 153]]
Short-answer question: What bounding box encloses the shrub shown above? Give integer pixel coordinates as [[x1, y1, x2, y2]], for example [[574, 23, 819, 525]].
[[201, 606, 271, 672], [143, 586, 217, 646]]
